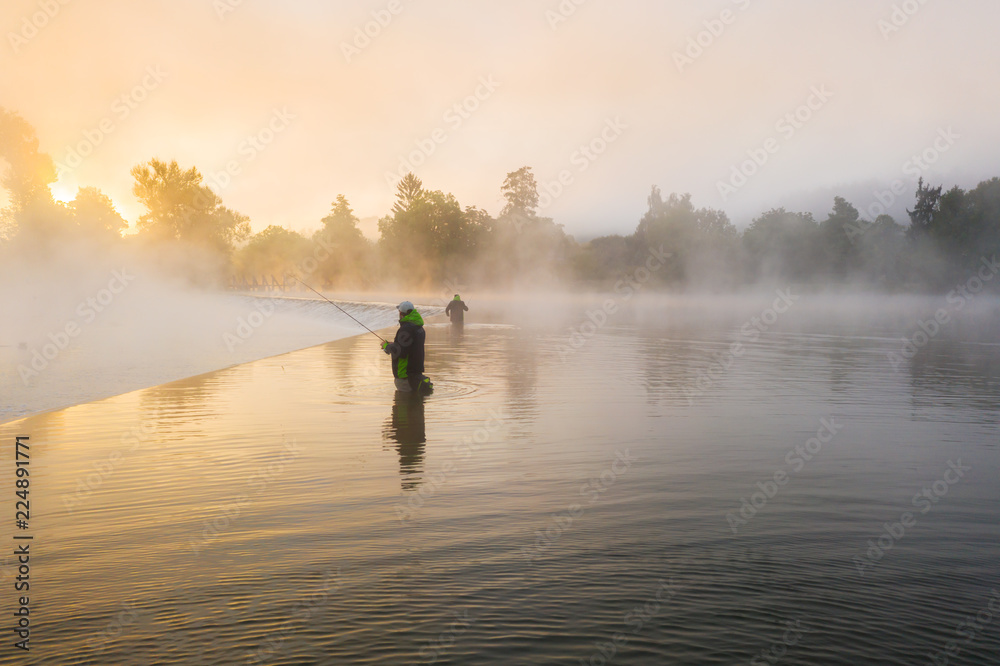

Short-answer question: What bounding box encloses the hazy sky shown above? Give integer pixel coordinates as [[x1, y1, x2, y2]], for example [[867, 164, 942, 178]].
[[3, 0, 999, 238]]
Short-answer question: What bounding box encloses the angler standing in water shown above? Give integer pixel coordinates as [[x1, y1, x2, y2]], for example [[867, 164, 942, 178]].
[[445, 294, 469, 326], [382, 301, 433, 394]]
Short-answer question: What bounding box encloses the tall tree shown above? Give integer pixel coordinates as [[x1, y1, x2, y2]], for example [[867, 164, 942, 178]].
[[964, 177, 1000, 261], [630, 188, 736, 284], [236, 225, 311, 279], [818, 196, 861, 277], [0, 108, 61, 242], [131, 159, 250, 253], [484, 167, 573, 285], [742, 208, 821, 281], [500, 166, 539, 220], [70, 186, 127, 240], [379, 174, 491, 284], [380, 175, 422, 256], [856, 214, 906, 286], [314, 195, 370, 287], [391, 173, 425, 217], [907, 177, 942, 239], [0, 108, 56, 213], [319, 195, 365, 245], [909, 177, 1000, 279]]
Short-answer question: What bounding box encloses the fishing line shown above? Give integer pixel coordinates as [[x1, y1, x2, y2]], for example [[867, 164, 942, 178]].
[[291, 277, 388, 344]]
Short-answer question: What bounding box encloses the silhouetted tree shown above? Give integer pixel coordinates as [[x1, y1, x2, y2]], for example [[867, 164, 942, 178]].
[[0, 107, 62, 243], [572, 234, 631, 282], [907, 177, 942, 239], [742, 208, 821, 281], [314, 194, 372, 287], [856, 214, 906, 287], [70, 187, 127, 241], [500, 166, 539, 220], [818, 196, 861, 277], [131, 159, 251, 254], [0, 109, 55, 212], [480, 167, 574, 285], [391, 173, 424, 217], [964, 177, 1000, 261], [236, 225, 311, 279], [630, 188, 736, 284], [379, 177, 484, 284]]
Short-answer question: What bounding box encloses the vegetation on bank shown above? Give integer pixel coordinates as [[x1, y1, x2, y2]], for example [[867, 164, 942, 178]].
[[3, 107, 998, 292]]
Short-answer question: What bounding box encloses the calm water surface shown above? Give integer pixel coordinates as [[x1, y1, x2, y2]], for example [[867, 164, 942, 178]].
[[2, 297, 999, 665]]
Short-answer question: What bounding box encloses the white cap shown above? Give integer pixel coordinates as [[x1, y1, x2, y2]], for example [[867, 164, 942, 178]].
[[397, 300, 414, 313]]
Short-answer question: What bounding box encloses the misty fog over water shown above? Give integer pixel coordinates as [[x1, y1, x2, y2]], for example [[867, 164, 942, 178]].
[[2, 297, 999, 664], [4, 0, 1000, 663]]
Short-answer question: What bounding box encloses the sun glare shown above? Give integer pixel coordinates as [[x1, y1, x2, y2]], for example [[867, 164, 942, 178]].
[[50, 182, 76, 204]]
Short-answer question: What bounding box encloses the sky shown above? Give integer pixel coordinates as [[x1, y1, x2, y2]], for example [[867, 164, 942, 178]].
[[2, 0, 999, 239]]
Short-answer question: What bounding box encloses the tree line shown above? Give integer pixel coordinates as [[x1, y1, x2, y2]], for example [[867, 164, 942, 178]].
[[2, 107, 998, 292]]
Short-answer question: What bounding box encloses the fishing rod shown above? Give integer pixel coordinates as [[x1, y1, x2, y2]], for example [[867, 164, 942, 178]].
[[291, 276, 388, 344]]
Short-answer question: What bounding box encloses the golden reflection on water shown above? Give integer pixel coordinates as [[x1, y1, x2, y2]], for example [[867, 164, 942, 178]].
[[0, 325, 542, 663], [0, 318, 998, 664]]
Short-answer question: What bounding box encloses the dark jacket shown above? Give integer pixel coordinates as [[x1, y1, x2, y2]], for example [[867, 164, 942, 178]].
[[385, 310, 425, 379], [445, 298, 468, 323]]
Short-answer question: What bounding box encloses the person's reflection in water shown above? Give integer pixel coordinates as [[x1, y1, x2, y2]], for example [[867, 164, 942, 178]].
[[382, 391, 426, 491]]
